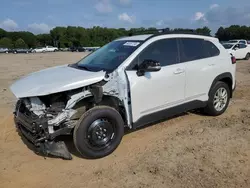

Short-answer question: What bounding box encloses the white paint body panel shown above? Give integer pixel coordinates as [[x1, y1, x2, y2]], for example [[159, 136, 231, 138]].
[[185, 39, 230, 101], [126, 63, 186, 122], [118, 34, 236, 123], [10, 64, 105, 98]]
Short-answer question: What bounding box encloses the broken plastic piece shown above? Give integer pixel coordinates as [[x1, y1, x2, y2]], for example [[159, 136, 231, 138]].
[[39, 141, 73, 160]]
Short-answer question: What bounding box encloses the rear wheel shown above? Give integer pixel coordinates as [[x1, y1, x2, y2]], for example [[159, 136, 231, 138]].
[[245, 53, 250, 60], [204, 81, 230, 116], [73, 106, 124, 159]]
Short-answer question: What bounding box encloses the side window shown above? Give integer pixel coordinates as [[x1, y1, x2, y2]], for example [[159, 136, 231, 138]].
[[203, 40, 220, 57], [239, 40, 245, 44], [239, 44, 247, 49], [179, 38, 206, 62], [136, 38, 179, 67]]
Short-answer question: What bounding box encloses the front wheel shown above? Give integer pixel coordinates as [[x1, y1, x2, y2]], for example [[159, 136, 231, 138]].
[[204, 81, 230, 116], [245, 53, 250, 60], [73, 106, 124, 159]]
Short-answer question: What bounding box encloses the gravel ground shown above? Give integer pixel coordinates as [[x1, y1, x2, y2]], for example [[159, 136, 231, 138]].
[[0, 52, 249, 188]]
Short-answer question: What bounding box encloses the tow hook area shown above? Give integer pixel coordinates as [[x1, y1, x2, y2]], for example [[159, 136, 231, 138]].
[[38, 141, 73, 160]]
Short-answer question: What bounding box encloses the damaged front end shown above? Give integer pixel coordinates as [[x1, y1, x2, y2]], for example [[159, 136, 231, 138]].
[[14, 94, 79, 160]]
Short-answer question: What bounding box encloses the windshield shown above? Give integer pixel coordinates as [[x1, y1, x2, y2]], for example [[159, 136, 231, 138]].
[[223, 44, 234, 49], [76, 40, 142, 72]]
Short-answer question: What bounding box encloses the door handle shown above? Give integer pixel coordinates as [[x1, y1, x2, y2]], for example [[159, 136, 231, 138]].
[[208, 63, 215, 66], [174, 68, 185, 74]]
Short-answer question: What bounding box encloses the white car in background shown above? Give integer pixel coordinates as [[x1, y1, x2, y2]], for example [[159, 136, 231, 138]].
[[223, 42, 250, 60], [0, 47, 9, 53], [228, 39, 250, 46], [32, 46, 58, 53]]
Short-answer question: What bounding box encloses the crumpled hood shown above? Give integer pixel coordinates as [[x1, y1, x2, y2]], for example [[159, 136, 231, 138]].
[[10, 64, 106, 98]]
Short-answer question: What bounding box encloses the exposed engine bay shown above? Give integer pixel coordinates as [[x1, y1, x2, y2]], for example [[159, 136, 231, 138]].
[[15, 92, 79, 160], [13, 73, 129, 160]]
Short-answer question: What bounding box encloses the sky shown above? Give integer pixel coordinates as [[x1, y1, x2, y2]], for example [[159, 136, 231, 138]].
[[0, 0, 250, 34]]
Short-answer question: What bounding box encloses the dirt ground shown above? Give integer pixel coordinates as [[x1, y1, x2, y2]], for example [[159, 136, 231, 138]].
[[0, 52, 249, 188]]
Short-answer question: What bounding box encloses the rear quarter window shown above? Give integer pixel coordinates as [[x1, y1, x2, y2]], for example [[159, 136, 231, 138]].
[[203, 40, 220, 57], [179, 38, 220, 63]]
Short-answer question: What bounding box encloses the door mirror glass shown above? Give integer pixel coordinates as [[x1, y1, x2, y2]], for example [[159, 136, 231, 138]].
[[137, 59, 161, 76]]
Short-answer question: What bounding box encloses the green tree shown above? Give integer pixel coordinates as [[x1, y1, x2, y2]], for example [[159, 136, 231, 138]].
[[15, 38, 27, 48], [7, 31, 36, 47], [0, 28, 7, 38], [0, 37, 13, 48], [50, 27, 67, 47], [196, 26, 211, 36], [36, 34, 53, 46]]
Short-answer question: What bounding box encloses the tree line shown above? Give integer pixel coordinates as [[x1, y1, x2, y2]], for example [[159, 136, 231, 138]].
[[0, 25, 249, 49]]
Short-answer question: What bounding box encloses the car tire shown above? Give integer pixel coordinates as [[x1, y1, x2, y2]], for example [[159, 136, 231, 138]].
[[73, 106, 124, 159], [245, 53, 250, 60], [204, 81, 230, 116]]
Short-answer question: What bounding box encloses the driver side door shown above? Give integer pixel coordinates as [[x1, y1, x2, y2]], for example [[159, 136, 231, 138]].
[[125, 38, 186, 125]]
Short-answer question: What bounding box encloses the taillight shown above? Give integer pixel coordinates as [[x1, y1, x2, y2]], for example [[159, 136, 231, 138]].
[[231, 55, 236, 64]]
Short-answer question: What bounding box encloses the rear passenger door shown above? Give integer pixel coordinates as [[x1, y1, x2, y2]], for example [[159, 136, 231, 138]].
[[178, 38, 221, 102]]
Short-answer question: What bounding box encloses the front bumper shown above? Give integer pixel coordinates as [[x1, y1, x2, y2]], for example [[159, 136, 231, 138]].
[[14, 100, 73, 160]]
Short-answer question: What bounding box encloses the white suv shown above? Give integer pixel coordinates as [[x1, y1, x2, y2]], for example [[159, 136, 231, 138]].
[[10, 33, 236, 160]]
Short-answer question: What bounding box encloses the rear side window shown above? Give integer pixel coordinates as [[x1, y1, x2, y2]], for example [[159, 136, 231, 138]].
[[179, 38, 220, 62], [239, 40, 245, 44], [179, 38, 205, 62], [203, 40, 220, 57]]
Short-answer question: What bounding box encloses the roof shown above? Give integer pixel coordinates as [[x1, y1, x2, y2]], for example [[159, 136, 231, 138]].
[[115, 34, 153, 41], [116, 33, 218, 42]]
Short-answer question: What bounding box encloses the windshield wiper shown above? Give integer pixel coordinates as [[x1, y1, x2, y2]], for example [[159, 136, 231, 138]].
[[77, 65, 92, 71]]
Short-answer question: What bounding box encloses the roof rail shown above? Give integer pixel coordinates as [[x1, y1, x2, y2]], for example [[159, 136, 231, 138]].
[[128, 28, 211, 37]]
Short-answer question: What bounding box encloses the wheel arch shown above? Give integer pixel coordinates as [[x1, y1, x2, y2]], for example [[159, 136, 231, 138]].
[[72, 95, 126, 125], [209, 72, 233, 98]]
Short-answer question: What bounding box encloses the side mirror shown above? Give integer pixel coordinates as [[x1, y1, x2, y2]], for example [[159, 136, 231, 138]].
[[136, 59, 161, 76]]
